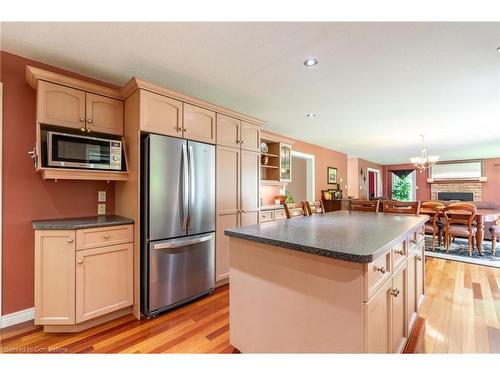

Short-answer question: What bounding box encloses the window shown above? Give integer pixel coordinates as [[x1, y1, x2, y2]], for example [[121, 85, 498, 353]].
[[391, 171, 416, 201], [430, 161, 482, 180]]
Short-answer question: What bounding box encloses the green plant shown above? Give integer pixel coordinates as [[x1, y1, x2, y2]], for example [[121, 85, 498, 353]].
[[392, 175, 411, 201], [285, 190, 294, 203]]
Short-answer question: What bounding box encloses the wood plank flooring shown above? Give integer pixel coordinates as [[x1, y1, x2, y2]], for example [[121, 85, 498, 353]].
[[1, 257, 500, 353]]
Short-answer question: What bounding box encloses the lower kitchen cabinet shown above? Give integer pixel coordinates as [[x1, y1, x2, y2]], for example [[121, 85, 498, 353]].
[[391, 262, 408, 353], [407, 242, 425, 332], [34, 224, 134, 331], [75, 243, 133, 323], [216, 213, 238, 282], [364, 277, 392, 353]]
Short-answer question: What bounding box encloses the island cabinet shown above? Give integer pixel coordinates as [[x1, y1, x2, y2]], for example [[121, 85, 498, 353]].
[[34, 222, 134, 332], [226, 211, 427, 353], [37, 80, 123, 136]]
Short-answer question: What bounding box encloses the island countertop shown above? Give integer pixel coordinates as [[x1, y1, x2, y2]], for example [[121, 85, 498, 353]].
[[225, 211, 428, 263]]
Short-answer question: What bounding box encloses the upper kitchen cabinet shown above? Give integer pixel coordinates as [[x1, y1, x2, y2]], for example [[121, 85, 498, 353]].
[[29, 67, 124, 136], [240, 121, 260, 153], [279, 143, 292, 182], [183, 103, 216, 144], [139, 90, 183, 138], [216, 113, 240, 148], [86, 93, 124, 135], [37, 81, 86, 130]]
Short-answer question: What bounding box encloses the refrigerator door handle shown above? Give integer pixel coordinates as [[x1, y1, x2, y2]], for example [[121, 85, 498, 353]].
[[152, 234, 214, 253], [188, 145, 195, 229], [181, 144, 189, 231]]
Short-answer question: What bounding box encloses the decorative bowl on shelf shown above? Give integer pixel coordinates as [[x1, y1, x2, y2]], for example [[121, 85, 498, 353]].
[[260, 142, 269, 154], [261, 155, 269, 165]]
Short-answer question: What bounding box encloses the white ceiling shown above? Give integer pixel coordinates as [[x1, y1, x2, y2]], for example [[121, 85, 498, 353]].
[[1, 22, 499, 164]]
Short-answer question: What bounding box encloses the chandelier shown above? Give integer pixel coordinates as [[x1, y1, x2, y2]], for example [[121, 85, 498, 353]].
[[409, 135, 439, 171]]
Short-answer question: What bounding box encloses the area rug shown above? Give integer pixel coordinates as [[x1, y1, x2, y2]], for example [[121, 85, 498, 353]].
[[424, 236, 500, 268]]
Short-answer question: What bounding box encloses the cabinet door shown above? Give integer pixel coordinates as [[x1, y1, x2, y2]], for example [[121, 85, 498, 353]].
[[415, 244, 425, 311], [241, 150, 260, 213], [216, 113, 240, 148], [407, 250, 417, 332], [240, 211, 259, 226], [86, 93, 124, 135], [183, 103, 216, 144], [240, 121, 260, 152], [37, 81, 86, 130], [216, 213, 238, 282], [217, 146, 240, 215], [140, 90, 183, 137], [364, 278, 392, 353], [279, 143, 292, 182], [392, 263, 408, 353], [34, 230, 76, 325], [75, 243, 133, 323]]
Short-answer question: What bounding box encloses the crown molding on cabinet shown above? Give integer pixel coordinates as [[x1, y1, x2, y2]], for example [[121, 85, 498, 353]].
[[121, 77, 265, 127], [26, 66, 122, 100]]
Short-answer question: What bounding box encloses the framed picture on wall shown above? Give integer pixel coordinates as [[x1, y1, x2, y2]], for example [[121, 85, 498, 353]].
[[327, 167, 337, 184]]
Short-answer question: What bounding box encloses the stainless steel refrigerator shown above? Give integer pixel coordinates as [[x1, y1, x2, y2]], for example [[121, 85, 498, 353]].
[[141, 133, 215, 317]]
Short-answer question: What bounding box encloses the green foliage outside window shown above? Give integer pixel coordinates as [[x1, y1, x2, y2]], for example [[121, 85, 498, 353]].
[[392, 175, 411, 201]]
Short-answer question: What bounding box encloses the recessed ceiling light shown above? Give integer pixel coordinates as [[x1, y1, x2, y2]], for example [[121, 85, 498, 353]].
[[303, 57, 318, 67], [306, 113, 316, 118]]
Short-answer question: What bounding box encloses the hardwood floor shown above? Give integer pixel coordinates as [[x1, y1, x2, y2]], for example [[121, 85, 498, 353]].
[[1, 257, 500, 354]]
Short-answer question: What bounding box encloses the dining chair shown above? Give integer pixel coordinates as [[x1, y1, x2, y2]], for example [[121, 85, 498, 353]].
[[421, 201, 445, 251], [349, 199, 380, 213], [305, 200, 325, 215], [284, 202, 307, 219], [442, 203, 477, 256], [489, 218, 499, 254], [382, 200, 421, 215]]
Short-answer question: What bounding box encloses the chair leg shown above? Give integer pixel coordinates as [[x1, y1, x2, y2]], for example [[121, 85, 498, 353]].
[[493, 236, 497, 254], [445, 232, 450, 253], [468, 234, 473, 256], [431, 232, 436, 251]]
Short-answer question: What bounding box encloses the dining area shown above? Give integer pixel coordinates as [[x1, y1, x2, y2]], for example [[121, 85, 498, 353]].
[[281, 198, 500, 257]]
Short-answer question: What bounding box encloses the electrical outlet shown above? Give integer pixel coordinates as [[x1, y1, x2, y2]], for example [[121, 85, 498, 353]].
[[97, 203, 106, 215], [98, 191, 106, 202]]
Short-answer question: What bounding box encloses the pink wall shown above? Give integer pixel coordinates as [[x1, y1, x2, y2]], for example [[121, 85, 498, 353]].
[[1, 51, 117, 315], [348, 158, 385, 199], [260, 130, 348, 205], [286, 157, 307, 202]]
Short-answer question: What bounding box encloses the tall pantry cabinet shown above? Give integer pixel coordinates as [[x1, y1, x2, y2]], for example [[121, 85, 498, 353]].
[[216, 114, 260, 282]]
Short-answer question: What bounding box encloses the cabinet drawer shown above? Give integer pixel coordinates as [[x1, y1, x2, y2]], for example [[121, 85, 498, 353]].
[[392, 239, 406, 271], [409, 225, 425, 251], [274, 209, 287, 220], [76, 224, 133, 250], [260, 210, 275, 223], [364, 251, 391, 302]]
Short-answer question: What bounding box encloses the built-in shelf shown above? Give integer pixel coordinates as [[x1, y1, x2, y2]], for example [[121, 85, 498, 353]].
[[260, 179, 286, 186], [260, 152, 279, 158], [260, 165, 279, 169], [38, 167, 129, 182]]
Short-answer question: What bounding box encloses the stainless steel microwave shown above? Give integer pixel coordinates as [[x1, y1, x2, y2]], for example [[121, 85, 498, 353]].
[[47, 131, 122, 170]]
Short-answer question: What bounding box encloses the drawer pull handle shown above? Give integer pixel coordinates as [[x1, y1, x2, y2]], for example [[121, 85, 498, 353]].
[[77, 259, 83, 264], [104, 234, 110, 239], [410, 239, 417, 244], [67, 238, 74, 243], [375, 266, 386, 274], [395, 249, 404, 256], [390, 288, 400, 297], [416, 256, 422, 261]]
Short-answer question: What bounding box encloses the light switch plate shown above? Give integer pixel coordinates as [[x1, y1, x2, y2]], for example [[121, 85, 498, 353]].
[[98, 191, 106, 202], [98, 203, 106, 215]]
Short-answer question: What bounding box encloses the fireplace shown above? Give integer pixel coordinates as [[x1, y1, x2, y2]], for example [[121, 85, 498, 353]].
[[437, 192, 474, 201]]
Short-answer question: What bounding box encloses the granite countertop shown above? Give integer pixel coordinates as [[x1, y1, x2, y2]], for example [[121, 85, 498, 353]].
[[32, 215, 134, 230], [260, 204, 284, 210], [225, 211, 428, 263]]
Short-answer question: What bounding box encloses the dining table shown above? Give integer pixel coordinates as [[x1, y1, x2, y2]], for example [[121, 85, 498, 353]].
[[420, 206, 500, 255]]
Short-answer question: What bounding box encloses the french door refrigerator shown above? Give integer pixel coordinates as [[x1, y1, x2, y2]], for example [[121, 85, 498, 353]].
[[141, 133, 215, 317]]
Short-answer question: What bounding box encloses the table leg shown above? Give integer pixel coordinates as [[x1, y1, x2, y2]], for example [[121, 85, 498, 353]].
[[476, 216, 484, 255]]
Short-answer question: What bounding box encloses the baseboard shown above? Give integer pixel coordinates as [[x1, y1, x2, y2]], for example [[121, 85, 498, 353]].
[[0, 307, 35, 329]]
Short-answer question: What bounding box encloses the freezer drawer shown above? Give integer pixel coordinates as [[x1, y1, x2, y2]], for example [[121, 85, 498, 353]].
[[148, 233, 215, 312]]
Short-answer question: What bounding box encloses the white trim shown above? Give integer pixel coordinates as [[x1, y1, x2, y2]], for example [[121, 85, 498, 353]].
[[367, 167, 382, 198], [291, 151, 315, 201], [0, 308, 35, 329]]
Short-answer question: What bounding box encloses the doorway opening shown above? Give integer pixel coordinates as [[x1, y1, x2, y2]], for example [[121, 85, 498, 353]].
[[367, 168, 381, 199], [286, 151, 315, 202]]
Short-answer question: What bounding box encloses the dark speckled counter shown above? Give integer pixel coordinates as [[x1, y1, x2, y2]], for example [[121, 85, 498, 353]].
[[225, 211, 427, 263], [32, 215, 134, 230]]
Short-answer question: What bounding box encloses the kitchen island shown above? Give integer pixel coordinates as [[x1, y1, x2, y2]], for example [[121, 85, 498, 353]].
[[225, 211, 428, 353]]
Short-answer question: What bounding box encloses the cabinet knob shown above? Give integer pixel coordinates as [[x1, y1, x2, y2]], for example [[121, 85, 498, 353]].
[[86, 128, 91, 133], [182, 128, 188, 132], [79, 118, 85, 123], [67, 238, 74, 243], [80, 127, 86, 132], [236, 139, 240, 144], [375, 266, 386, 274], [104, 234, 110, 239], [417, 255, 422, 261], [240, 140, 244, 144], [87, 119, 93, 124], [410, 238, 417, 244], [390, 288, 400, 297], [395, 249, 404, 256], [77, 259, 84, 264]]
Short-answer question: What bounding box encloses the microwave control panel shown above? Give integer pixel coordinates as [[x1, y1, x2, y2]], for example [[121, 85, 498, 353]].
[[110, 141, 122, 170]]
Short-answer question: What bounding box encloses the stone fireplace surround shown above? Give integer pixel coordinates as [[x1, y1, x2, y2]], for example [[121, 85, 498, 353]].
[[430, 182, 482, 201]]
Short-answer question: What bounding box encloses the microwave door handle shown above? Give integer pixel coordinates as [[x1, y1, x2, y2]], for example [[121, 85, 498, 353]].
[[188, 145, 195, 230], [181, 144, 189, 231]]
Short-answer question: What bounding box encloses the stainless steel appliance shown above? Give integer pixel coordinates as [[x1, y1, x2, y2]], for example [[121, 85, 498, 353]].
[[141, 134, 215, 317], [47, 131, 122, 170]]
